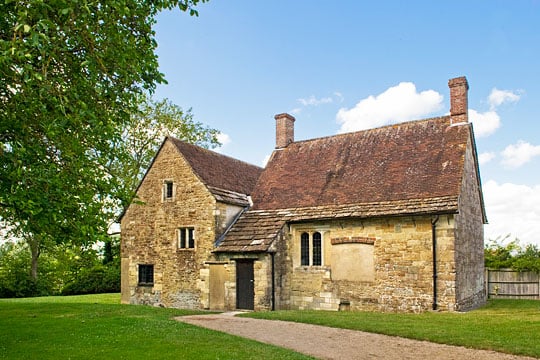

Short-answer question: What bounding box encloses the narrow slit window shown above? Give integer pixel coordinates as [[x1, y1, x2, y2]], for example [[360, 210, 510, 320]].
[[164, 181, 174, 200], [301, 232, 310, 266], [312, 232, 322, 266]]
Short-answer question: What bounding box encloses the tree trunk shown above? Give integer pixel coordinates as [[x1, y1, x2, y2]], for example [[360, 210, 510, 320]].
[[29, 238, 40, 281]]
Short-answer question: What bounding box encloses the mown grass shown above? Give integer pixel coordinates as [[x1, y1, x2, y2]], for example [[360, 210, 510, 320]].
[[244, 299, 540, 358], [0, 294, 313, 360]]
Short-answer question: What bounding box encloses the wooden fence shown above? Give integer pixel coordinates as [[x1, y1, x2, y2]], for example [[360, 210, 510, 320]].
[[486, 269, 539, 299]]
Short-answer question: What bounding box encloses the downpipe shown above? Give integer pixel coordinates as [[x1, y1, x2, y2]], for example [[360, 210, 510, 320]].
[[271, 252, 275, 311], [432, 216, 440, 310]]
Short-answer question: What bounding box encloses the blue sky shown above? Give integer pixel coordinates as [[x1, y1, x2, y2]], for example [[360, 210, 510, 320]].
[[153, 1, 540, 246]]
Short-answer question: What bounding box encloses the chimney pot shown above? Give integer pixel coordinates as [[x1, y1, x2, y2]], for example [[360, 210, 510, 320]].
[[275, 113, 295, 148], [448, 76, 469, 125]]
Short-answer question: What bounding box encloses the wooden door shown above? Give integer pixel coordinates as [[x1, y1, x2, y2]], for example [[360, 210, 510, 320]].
[[236, 260, 254, 310], [209, 264, 226, 310]]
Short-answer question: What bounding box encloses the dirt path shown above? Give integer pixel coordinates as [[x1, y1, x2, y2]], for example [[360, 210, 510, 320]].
[[176, 312, 536, 360]]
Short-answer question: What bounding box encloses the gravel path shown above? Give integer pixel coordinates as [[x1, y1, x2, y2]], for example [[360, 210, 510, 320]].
[[176, 312, 536, 360]]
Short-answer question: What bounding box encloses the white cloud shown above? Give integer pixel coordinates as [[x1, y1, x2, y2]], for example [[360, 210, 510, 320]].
[[501, 140, 540, 168], [336, 82, 443, 133], [488, 88, 521, 110], [298, 95, 333, 107], [217, 132, 231, 146], [483, 180, 540, 247], [215, 133, 231, 153], [468, 109, 501, 137], [478, 152, 496, 165], [333, 91, 344, 103], [467, 88, 521, 138]]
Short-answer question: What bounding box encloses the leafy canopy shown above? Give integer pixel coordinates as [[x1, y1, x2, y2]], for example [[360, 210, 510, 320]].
[[112, 95, 220, 209], [0, 1, 206, 260]]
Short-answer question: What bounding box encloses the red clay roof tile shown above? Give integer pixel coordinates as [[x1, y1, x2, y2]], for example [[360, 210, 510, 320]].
[[170, 137, 263, 198], [251, 116, 469, 210]]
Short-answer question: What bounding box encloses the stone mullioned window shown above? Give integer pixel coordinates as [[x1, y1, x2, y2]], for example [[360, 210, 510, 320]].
[[301, 232, 322, 266]]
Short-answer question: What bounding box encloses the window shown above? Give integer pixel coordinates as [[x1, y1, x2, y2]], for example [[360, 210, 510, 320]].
[[179, 227, 195, 249], [138, 264, 154, 285], [163, 181, 174, 201], [312, 232, 322, 266], [301, 232, 310, 266], [300, 231, 323, 266]]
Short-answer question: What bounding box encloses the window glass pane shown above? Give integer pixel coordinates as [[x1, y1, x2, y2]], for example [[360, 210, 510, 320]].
[[188, 228, 195, 248], [165, 182, 173, 198], [138, 264, 154, 284], [313, 232, 322, 266], [301, 232, 310, 266], [179, 228, 186, 248]]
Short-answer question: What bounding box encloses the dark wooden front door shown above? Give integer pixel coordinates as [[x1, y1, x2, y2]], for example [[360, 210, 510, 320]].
[[236, 260, 254, 310]]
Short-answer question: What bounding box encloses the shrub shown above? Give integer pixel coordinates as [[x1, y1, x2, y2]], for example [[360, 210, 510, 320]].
[[62, 265, 120, 295], [485, 237, 540, 272], [0, 242, 53, 298]]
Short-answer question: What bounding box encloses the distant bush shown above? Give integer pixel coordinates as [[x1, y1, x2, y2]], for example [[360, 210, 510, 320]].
[[485, 237, 540, 272], [62, 265, 120, 296], [0, 236, 120, 298], [0, 242, 53, 298]]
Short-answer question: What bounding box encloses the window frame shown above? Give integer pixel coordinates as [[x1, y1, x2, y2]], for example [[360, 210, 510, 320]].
[[299, 231, 324, 267], [312, 232, 322, 266], [178, 227, 196, 249], [163, 180, 175, 201], [301, 232, 310, 266], [138, 264, 154, 286]]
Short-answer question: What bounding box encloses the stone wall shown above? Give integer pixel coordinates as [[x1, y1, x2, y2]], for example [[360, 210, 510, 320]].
[[121, 139, 219, 308], [284, 216, 458, 312], [213, 253, 272, 311], [453, 136, 486, 310]]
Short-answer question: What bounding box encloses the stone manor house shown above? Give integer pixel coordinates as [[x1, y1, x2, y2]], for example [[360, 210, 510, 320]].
[[120, 76, 487, 312]]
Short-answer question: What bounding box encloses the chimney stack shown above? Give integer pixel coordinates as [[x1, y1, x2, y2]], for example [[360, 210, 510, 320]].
[[448, 76, 469, 125], [275, 113, 295, 149]]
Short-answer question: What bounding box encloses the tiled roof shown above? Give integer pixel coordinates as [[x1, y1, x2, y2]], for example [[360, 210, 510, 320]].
[[207, 186, 252, 207], [215, 195, 459, 252], [252, 117, 470, 210], [217, 116, 474, 253], [170, 137, 263, 201]]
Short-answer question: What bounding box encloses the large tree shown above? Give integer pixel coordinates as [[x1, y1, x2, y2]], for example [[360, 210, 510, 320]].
[[0, 0, 206, 283]]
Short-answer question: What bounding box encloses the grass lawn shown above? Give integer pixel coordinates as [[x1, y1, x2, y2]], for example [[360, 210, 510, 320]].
[[0, 294, 313, 360], [244, 299, 540, 358]]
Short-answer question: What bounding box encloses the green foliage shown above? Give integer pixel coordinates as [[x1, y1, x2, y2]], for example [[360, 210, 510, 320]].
[[0, 241, 52, 297], [112, 94, 221, 208], [0, 237, 120, 298], [0, 0, 206, 282], [0, 242, 35, 297], [485, 236, 540, 272], [61, 265, 120, 295]]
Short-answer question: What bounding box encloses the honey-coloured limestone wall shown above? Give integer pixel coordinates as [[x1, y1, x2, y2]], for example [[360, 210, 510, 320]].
[[278, 215, 458, 313], [121, 139, 222, 308]]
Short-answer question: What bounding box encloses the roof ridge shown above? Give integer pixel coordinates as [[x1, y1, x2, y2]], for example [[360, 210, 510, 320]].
[[291, 116, 451, 146], [168, 136, 263, 170]]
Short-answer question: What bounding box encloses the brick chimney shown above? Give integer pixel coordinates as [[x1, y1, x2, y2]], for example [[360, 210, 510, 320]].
[[275, 113, 295, 149], [448, 76, 469, 125]]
